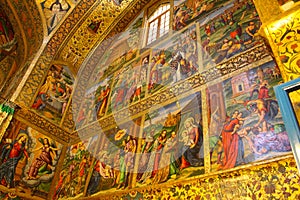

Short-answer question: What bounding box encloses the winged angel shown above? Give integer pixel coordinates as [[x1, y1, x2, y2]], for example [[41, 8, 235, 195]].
[[27, 137, 60, 180], [42, 0, 71, 33]]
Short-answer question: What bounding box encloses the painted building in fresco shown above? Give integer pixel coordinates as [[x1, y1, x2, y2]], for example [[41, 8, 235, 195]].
[[0, 0, 300, 199]]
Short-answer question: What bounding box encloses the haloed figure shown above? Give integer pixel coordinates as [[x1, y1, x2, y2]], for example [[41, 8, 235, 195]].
[[43, 0, 70, 33], [0, 134, 29, 188], [27, 138, 59, 180]]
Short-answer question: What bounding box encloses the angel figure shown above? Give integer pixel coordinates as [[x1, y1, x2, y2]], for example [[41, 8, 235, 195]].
[[42, 0, 70, 33], [27, 137, 60, 180]]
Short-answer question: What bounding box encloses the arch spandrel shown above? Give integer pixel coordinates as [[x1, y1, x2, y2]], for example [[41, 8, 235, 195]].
[[14, 0, 98, 108], [56, 0, 137, 74]]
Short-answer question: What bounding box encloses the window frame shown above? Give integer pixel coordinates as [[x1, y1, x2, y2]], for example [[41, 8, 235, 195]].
[[145, 3, 171, 46]]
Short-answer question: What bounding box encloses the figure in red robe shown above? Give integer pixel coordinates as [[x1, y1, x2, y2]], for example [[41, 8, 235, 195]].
[[218, 111, 240, 170], [0, 134, 29, 188]]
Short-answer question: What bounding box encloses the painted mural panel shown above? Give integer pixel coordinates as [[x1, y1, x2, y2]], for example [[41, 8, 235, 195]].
[[0, 120, 62, 198], [108, 56, 148, 113], [94, 11, 144, 79], [173, 0, 232, 31], [85, 119, 141, 195], [75, 76, 112, 129], [199, 0, 262, 67], [0, 7, 17, 62], [136, 92, 204, 187], [207, 61, 292, 172], [148, 25, 199, 94], [52, 137, 96, 199], [32, 64, 74, 124]]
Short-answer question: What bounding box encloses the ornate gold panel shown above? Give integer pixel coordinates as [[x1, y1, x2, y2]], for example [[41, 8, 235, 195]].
[[265, 8, 300, 81], [15, 108, 71, 144], [58, 0, 148, 73]]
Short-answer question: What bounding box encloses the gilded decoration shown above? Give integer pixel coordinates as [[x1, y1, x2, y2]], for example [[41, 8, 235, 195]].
[[72, 0, 271, 132], [62, 102, 76, 133], [0, 0, 43, 99], [15, 55, 52, 107], [266, 8, 300, 81], [14, 0, 146, 122], [252, 0, 282, 23], [2, 0, 44, 62], [15, 108, 70, 144], [0, 57, 14, 76], [56, 1, 296, 199], [70, 156, 298, 199], [45, 0, 97, 56], [2, 0, 44, 60], [58, 0, 146, 72], [14, 0, 96, 108], [71, 0, 148, 116], [2, 0, 300, 199]]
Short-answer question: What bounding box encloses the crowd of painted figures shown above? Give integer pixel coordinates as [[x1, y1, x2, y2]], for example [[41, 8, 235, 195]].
[[0, 0, 295, 199]]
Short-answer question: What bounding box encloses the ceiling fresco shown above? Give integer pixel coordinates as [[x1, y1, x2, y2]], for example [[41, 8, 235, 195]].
[[39, 0, 74, 34], [0, 0, 43, 98], [14, 0, 149, 134], [57, 0, 135, 73]]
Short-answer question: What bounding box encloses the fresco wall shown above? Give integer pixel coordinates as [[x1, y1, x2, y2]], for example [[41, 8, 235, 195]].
[[0, 119, 63, 199], [54, 0, 294, 199], [4, 0, 299, 199], [31, 64, 74, 124], [52, 138, 94, 199], [208, 61, 291, 171]]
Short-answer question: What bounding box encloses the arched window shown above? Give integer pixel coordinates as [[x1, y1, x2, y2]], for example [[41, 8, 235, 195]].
[[146, 3, 170, 45]]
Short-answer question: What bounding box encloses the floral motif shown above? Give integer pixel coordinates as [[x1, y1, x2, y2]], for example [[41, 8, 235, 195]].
[[269, 10, 300, 81], [90, 156, 300, 199]]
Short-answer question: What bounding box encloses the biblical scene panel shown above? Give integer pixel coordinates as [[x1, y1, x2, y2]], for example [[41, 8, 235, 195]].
[[32, 64, 74, 124], [85, 118, 141, 195], [173, 0, 232, 31], [207, 61, 292, 172], [136, 92, 204, 187], [148, 25, 199, 95], [75, 76, 113, 129], [199, 0, 262, 68], [52, 137, 97, 199], [0, 120, 62, 199], [94, 11, 144, 79], [108, 56, 149, 113]]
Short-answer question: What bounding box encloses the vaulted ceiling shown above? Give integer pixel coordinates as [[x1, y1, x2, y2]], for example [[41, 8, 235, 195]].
[[0, 0, 148, 80]]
